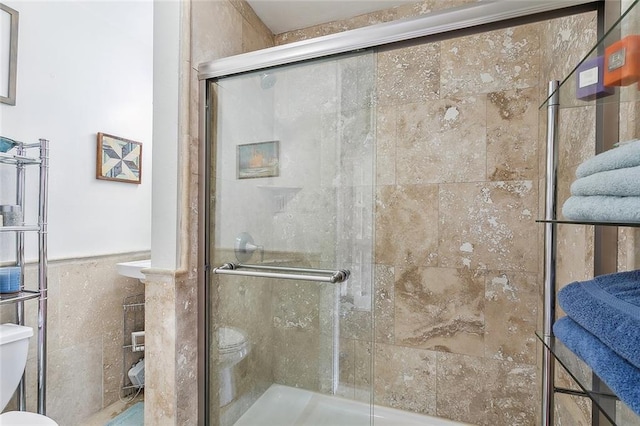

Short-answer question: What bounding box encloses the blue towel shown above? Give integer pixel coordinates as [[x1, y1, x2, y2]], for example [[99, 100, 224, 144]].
[[570, 165, 640, 197], [553, 316, 640, 416], [562, 195, 640, 222], [557, 269, 640, 369], [576, 139, 640, 178]]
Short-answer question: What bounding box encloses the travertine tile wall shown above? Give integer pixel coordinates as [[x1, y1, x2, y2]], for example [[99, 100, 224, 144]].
[[274, 3, 600, 425], [0, 253, 147, 426]]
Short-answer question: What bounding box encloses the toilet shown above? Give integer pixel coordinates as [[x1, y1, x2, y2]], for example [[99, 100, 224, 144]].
[[219, 326, 251, 407], [0, 324, 58, 425]]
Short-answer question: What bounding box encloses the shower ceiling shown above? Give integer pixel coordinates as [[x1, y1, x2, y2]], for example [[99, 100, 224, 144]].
[[245, 0, 415, 33]]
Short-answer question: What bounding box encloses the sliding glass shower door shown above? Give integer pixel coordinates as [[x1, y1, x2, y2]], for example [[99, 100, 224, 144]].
[[206, 50, 376, 425]]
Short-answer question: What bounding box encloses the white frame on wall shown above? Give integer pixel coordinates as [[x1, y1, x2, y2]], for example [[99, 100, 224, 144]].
[[0, 2, 18, 105]]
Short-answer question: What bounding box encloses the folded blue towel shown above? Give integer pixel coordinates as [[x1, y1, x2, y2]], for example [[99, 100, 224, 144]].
[[570, 165, 640, 197], [576, 139, 640, 178], [557, 269, 640, 369], [554, 316, 640, 416], [562, 195, 640, 222]]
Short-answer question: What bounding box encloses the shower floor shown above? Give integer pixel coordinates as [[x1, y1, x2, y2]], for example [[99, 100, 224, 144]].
[[233, 384, 473, 426]]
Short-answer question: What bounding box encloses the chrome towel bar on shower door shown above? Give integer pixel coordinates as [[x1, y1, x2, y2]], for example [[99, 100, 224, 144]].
[[212, 263, 350, 283]]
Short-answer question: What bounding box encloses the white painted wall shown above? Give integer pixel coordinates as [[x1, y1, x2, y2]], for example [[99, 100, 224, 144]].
[[151, 0, 180, 270], [0, 1, 153, 261]]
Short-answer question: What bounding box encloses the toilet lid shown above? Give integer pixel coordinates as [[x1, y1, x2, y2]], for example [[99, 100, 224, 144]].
[[218, 327, 246, 351], [0, 411, 59, 425]]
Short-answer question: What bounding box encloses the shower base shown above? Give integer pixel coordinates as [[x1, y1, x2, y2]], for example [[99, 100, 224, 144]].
[[233, 384, 472, 426]]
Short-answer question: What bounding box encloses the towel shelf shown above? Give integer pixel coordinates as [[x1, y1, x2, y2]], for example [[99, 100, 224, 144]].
[[536, 333, 631, 425], [536, 219, 640, 228]]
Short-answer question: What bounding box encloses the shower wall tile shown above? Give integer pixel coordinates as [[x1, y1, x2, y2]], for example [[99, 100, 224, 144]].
[[556, 224, 594, 287], [335, 338, 356, 398], [436, 353, 536, 426], [539, 12, 597, 99], [271, 328, 321, 391], [394, 0, 477, 20], [394, 266, 485, 356], [441, 23, 541, 97], [438, 180, 538, 272], [242, 18, 274, 53], [191, 0, 243, 66], [375, 184, 439, 267], [340, 306, 373, 341], [374, 343, 437, 415], [274, 8, 398, 45], [484, 359, 537, 426], [376, 105, 397, 186], [395, 96, 486, 184], [354, 340, 373, 402], [272, 280, 320, 332], [486, 88, 539, 181], [484, 271, 537, 364], [557, 106, 596, 171], [374, 264, 395, 344], [376, 43, 441, 107]]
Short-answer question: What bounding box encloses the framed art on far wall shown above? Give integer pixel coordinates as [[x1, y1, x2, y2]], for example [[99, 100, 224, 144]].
[[237, 140, 279, 179], [0, 3, 19, 105], [96, 132, 142, 184]]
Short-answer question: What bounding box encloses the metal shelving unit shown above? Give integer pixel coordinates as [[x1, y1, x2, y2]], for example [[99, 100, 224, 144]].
[[0, 139, 49, 415], [121, 293, 145, 396], [539, 1, 640, 424]]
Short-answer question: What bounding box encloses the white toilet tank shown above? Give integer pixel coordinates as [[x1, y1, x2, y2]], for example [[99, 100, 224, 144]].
[[0, 324, 33, 411]]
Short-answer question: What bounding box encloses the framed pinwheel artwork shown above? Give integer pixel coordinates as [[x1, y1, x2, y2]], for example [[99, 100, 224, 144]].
[[96, 132, 142, 184]]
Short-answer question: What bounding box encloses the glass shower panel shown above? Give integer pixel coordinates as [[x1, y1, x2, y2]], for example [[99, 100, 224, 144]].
[[209, 50, 376, 426]]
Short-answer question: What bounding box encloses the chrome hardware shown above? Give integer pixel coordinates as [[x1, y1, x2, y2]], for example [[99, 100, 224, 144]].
[[213, 263, 350, 284]]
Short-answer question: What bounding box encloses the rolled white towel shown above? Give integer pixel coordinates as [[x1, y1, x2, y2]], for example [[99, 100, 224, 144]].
[[576, 139, 640, 178]]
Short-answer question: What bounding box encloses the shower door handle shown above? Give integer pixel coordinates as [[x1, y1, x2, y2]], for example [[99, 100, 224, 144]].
[[212, 262, 350, 283]]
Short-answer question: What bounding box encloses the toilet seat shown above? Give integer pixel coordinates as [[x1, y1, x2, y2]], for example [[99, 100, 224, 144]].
[[0, 411, 58, 425], [218, 327, 248, 354]]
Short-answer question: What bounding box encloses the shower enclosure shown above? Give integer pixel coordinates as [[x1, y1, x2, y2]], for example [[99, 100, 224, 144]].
[[200, 2, 599, 425], [205, 51, 377, 425]]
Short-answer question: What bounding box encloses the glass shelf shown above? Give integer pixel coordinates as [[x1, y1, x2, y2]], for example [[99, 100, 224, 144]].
[[0, 225, 41, 232], [541, 0, 640, 110], [536, 219, 640, 227], [0, 289, 39, 305], [0, 151, 41, 166], [537, 332, 630, 425]]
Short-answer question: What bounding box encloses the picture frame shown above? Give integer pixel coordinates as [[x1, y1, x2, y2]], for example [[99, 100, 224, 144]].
[[96, 132, 142, 184], [237, 140, 279, 179], [0, 3, 18, 105]]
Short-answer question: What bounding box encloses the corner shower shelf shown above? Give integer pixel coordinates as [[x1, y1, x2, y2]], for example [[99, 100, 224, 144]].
[[536, 333, 626, 425], [536, 219, 640, 228]]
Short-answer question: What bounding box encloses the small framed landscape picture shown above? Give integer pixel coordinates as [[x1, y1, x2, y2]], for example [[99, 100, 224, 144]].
[[237, 140, 279, 179], [96, 132, 142, 184]]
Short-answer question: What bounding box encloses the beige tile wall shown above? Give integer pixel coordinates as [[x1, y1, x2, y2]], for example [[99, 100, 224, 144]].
[[0, 253, 148, 426], [273, 2, 599, 425]]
